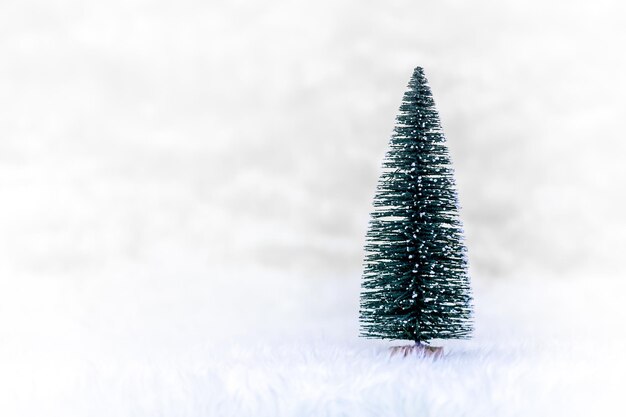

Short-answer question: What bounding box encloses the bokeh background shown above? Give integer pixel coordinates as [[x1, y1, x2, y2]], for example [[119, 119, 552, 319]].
[[3, 0, 625, 281], [1, 1, 626, 413]]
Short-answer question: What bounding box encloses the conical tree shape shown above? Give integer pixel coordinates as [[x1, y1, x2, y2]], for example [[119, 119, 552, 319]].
[[360, 67, 473, 342]]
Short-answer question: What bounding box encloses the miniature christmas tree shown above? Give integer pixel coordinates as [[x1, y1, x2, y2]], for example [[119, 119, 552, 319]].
[[360, 67, 473, 352]]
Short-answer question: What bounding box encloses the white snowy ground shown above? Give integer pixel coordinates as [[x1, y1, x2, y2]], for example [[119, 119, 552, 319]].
[[1, 263, 624, 417]]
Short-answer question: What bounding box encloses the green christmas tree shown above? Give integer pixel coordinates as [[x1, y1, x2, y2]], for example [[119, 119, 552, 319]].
[[360, 67, 473, 344]]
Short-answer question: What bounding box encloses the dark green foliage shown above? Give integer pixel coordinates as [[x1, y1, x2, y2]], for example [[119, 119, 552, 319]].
[[360, 67, 473, 342]]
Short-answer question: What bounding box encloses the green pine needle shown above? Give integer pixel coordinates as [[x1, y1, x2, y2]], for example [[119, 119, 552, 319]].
[[359, 67, 474, 343]]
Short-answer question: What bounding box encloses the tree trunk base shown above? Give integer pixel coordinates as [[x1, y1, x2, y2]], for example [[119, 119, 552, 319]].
[[389, 343, 443, 359]]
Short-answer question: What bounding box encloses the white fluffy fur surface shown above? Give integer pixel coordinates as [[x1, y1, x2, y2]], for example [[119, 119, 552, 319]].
[[1, 270, 624, 417]]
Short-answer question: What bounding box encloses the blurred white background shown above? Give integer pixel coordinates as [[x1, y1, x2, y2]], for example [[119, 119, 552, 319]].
[[1, 1, 626, 415], [2, 0, 624, 280]]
